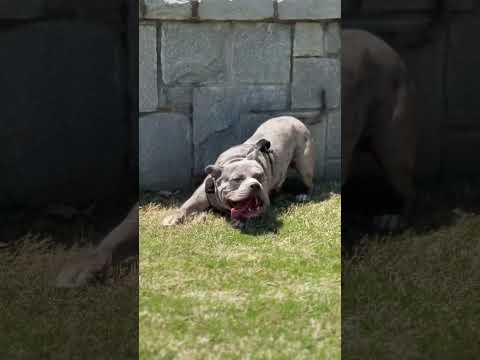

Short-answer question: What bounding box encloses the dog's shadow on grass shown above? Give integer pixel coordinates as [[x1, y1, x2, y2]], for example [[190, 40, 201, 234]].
[[140, 192, 184, 208], [240, 189, 337, 235], [141, 181, 339, 236], [238, 198, 286, 236], [140, 191, 284, 235]]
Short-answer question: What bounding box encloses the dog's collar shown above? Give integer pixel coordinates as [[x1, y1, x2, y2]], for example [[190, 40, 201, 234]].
[[251, 144, 275, 181], [205, 175, 217, 207]]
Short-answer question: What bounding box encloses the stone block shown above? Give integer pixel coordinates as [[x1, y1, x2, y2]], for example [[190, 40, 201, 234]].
[[158, 86, 168, 109], [139, 112, 192, 191], [139, 23, 158, 112], [143, 0, 191, 20], [237, 113, 272, 142], [292, 58, 340, 109], [325, 21, 341, 55], [192, 86, 288, 173], [193, 85, 288, 145], [232, 23, 291, 83], [161, 22, 228, 85], [167, 87, 193, 113], [308, 120, 327, 181], [326, 109, 341, 158], [198, 0, 274, 20], [294, 22, 324, 57], [277, 0, 340, 20], [159, 86, 193, 113], [326, 159, 341, 181]]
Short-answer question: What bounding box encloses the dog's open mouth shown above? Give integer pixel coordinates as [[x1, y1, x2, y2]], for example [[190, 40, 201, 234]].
[[228, 196, 264, 220]]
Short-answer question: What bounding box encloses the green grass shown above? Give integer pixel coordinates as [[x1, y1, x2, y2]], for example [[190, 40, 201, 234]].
[[343, 210, 480, 359], [0, 234, 138, 359], [140, 185, 341, 360]]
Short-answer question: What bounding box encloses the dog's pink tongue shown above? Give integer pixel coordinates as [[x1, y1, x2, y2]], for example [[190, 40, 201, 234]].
[[230, 198, 254, 220], [231, 207, 242, 220]]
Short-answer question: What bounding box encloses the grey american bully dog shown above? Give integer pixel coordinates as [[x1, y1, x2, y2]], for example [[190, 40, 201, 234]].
[[342, 29, 417, 228], [162, 116, 315, 227]]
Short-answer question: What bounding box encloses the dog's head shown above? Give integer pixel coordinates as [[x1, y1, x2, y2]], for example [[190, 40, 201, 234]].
[[205, 140, 271, 220]]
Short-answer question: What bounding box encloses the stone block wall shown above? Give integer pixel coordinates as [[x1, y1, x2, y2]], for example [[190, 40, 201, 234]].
[[139, 0, 341, 191]]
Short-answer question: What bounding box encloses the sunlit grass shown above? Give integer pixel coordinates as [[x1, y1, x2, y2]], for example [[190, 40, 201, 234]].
[[140, 185, 341, 360]]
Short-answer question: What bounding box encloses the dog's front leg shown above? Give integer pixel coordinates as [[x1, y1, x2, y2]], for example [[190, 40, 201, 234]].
[[56, 204, 138, 287], [162, 181, 210, 226]]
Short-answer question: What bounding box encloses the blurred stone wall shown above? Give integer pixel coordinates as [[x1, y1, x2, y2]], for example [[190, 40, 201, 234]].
[[343, 0, 479, 182], [0, 1, 136, 209]]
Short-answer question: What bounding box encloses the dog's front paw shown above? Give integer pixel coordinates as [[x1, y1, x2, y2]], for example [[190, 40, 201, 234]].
[[162, 210, 186, 226], [295, 193, 310, 202], [55, 251, 110, 288]]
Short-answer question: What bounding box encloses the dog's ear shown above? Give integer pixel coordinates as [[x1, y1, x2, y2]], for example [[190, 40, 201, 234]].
[[247, 138, 271, 160], [205, 165, 222, 179], [256, 139, 271, 153]]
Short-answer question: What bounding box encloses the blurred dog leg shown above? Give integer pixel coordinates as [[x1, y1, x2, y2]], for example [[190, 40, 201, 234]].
[[55, 203, 138, 288]]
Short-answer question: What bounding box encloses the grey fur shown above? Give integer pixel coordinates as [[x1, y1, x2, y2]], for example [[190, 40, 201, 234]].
[[162, 116, 316, 226]]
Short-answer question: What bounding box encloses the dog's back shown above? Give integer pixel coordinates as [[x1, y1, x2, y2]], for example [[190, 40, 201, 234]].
[[342, 29, 411, 121], [247, 116, 311, 150], [247, 116, 315, 190]]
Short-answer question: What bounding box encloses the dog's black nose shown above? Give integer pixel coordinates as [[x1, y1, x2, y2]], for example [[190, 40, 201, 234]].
[[250, 183, 260, 191]]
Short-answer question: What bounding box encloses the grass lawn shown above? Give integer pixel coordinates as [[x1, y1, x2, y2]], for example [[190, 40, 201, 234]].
[[0, 215, 138, 359], [140, 184, 341, 360], [343, 183, 480, 359]]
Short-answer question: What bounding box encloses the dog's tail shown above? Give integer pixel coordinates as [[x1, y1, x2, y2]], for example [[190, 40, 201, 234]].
[[301, 88, 328, 126], [288, 89, 328, 126], [253, 89, 328, 126]]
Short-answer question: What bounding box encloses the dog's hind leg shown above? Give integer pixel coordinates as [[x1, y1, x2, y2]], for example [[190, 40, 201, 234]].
[[294, 135, 316, 201], [56, 204, 139, 287], [371, 84, 416, 229]]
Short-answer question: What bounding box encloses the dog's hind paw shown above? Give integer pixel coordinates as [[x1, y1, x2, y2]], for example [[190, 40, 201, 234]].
[[295, 194, 310, 202]]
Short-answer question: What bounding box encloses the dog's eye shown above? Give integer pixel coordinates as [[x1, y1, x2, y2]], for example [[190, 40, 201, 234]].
[[231, 176, 244, 182], [253, 173, 264, 181]]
